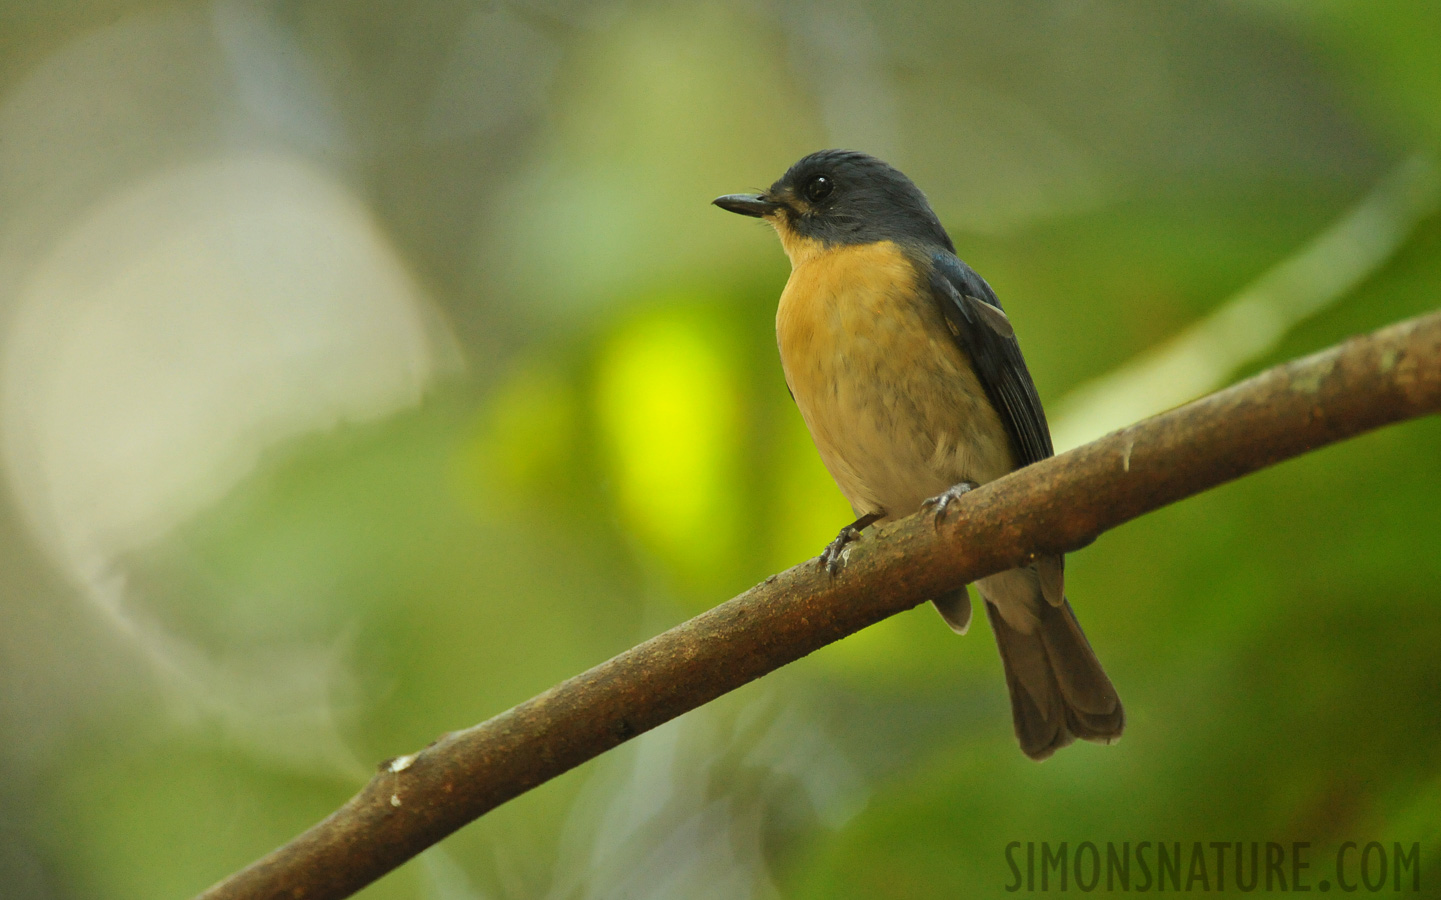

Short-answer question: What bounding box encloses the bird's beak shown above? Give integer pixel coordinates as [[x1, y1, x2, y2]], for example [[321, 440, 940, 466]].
[[712, 193, 781, 217]]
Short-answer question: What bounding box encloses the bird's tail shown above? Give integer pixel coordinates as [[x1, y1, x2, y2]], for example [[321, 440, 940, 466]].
[[982, 589, 1124, 761]]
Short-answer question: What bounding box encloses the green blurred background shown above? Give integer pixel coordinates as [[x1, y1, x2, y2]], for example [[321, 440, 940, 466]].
[[1, 1, 1438, 897]]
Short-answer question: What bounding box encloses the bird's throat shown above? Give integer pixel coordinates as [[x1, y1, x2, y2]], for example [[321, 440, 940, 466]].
[[767, 218, 828, 269]]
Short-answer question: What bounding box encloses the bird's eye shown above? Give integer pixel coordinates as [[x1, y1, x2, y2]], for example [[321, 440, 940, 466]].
[[803, 174, 833, 203]]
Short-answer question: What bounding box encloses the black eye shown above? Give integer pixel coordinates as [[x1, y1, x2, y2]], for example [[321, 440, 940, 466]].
[[803, 174, 833, 203]]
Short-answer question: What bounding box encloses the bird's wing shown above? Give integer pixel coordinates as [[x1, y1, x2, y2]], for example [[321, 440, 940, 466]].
[[928, 251, 1054, 467]]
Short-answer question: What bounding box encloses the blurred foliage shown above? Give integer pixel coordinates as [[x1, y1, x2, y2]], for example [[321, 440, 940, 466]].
[[0, 2, 1438, 899]]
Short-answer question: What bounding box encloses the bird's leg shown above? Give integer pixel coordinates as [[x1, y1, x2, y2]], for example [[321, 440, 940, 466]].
[[819, 512, 883, 576], [922, 480, 980, 530]]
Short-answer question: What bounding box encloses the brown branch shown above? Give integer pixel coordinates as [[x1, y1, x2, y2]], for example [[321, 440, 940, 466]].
[[196, 310, 1441, 900]]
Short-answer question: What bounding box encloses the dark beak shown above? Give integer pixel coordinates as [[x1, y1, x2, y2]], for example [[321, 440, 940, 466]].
[[712, 193, 780, 217]]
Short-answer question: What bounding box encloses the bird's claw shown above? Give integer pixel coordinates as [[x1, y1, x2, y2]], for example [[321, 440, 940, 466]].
[[818, 512, 882, 576], [819, 526, 862, 576], [922, 481, 979, 530]]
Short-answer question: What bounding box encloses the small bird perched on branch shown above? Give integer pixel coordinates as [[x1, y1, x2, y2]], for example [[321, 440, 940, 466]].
[[714, 150, 1123, 759]]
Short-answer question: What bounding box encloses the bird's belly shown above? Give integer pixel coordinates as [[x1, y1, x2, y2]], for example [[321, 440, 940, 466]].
[[776, 241, 1015, 521]]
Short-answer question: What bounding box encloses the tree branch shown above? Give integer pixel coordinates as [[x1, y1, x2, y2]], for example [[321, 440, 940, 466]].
[[196, 310, 1441, 900]]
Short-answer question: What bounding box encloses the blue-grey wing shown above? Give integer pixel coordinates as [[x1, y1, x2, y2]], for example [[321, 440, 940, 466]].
[[928, 251, 1054, 468]]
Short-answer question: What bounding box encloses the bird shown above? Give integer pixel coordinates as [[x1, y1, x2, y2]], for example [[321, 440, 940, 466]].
[[713, 150, 1123, 760]]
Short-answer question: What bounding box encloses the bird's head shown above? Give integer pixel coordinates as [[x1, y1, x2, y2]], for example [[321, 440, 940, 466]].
[[713, 149, 953, 265]]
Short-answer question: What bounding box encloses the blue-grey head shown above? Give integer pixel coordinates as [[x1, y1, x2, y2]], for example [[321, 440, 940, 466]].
[[713, 150, 954, 256]]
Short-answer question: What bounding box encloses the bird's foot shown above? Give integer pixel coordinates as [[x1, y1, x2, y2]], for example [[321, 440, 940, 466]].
[[922, 481, 980, 530], [819, 512, 883, 576], [819, 527, 861, 576]]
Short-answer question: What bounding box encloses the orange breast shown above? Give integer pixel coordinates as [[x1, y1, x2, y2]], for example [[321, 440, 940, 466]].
[[776, 240, 919, 372], [773, 239, 1015, 517]]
